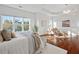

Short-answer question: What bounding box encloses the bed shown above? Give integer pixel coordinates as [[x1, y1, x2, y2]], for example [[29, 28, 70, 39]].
[[0, 31, 67, 54]]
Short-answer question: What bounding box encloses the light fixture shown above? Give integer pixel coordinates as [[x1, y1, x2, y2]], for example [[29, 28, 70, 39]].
[[63, 4, 71, 14], [63, 9, 71, 14]]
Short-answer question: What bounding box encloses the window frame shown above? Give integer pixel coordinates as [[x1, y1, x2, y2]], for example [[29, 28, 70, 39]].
[[0, 15, 31, 32]]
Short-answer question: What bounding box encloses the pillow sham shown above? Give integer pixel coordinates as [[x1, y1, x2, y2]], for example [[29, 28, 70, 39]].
[[1, 30, 12, 41], [11, 32, 16, 38]]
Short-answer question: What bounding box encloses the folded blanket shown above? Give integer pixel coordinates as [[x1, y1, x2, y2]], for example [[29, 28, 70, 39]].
[[32, 33, 41, 52]]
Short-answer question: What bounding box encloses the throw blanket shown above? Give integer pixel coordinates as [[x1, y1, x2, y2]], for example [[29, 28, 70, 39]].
[[32, 33, 41, 52]]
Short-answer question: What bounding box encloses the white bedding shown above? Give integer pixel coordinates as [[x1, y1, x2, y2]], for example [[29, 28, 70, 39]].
[[0, 37, 29, 54], [41, 43, 67, 54], [16, 31, 36, 53], [0, 31, 67, 54]]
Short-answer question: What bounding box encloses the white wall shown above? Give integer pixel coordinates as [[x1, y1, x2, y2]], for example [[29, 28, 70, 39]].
[[35, 13, 50, 34], [52, 14, 79, 33], [0, 16, 1, 30]]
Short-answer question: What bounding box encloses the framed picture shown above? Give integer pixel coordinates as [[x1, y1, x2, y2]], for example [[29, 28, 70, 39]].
[[62, 20, 70, 27]]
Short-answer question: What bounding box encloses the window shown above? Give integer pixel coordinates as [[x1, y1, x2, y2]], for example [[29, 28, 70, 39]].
[[49, 19, 52, 27], [1, 16, 31, 32], [23, 18, 30, 31], [1, 16, 13, 31], [49, 19, 57, 28], [53, 21, 57, 28], [14, 17, 23, 31]]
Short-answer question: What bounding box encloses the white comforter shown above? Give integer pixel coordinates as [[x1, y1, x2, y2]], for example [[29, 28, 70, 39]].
[[0, 37, 29, 54], [0, 31, 67, 54], [0, 31, 37, 54]]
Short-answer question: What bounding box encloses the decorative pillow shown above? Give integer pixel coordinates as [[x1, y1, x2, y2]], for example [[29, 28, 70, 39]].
[[0, 31, 3, 42], [11, 32, 16, 38], [1, 30, 12, 41]]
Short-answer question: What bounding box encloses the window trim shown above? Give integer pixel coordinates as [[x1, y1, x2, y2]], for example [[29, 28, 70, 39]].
[[0, 15, 31, 32]]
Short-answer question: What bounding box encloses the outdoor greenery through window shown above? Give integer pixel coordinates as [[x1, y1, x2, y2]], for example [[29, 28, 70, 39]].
[[23, 18, 30, 31], [1, 16, 31, 32], [15, 17, 22, 31], [2, 16, 13, 31]]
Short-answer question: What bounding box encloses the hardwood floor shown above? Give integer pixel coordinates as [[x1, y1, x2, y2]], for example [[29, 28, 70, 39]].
[[47, 36, 79, 54], [56, 37, 79, 54]]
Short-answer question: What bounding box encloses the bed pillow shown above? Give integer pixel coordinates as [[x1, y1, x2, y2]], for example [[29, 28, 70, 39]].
[[11, 32, 16, 38], [0, 31, 3, 42], [1, 30, 12, 41]]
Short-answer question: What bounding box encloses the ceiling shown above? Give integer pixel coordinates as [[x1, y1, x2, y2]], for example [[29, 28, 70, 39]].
[[5, 4, 79, 16]]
